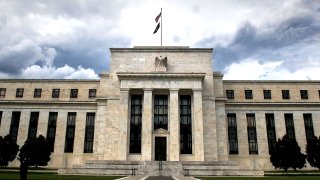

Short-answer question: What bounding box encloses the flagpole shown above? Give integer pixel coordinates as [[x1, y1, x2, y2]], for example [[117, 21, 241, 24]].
[[161, 8, 162, 47]]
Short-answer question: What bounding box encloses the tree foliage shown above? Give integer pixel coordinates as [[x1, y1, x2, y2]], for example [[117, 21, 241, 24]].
[[270, 135, 306, 171], [306, 136, 320, 170], [0, 135, 19, 167]]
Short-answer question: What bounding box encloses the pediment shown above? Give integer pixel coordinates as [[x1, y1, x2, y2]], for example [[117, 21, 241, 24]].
[[153, 128, 169, 135]]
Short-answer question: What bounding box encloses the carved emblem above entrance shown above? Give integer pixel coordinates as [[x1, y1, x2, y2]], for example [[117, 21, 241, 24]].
[[155, 56, 167, 72]]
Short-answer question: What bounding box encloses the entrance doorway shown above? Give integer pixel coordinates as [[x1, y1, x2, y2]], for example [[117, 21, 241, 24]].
[[155, 137, 167, 161]]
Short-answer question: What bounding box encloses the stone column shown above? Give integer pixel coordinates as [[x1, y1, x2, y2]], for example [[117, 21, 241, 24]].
[[17, 110, 29, 147], [193, 89, 204, 161], [295, 112, 307, 153], [141, 89, 153, 161], [37, 110, 49, 137], [94, 99, 107, 160], [0, 111, 11, 137], [119, 89, 129, 160], [169, 88, 179, 161], [73, 111, 86, 164]]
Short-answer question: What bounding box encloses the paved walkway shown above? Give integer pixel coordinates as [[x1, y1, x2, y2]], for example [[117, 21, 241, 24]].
[[146, 176, 175, 180]]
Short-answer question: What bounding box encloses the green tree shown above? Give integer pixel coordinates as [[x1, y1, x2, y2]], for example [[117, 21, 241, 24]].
[[306, 136, 320, 170], [18, 137, 35, 180], [0, 135, 19, 167], [270, 135, 306, 171], [29, 135, 52, 168]]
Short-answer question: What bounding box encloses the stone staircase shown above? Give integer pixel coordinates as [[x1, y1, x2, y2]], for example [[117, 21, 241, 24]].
[[58, 160, 263, 177]]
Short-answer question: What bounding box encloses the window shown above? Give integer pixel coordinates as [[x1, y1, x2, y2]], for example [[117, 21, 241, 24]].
[[70, 89, 78, 98], [34, 88, 42, 98], [226, 90, 234, 99], [227, 113, 238, 154], [180, 95, 192, 154], [300, 90, 308, 99], [16, 88, 24, 98], [52, 89, 60, 98], [84, 113, 95, 153], [0, 111, 2, 127], [303, 114, 314, 142], [265, 114, 276, 154], [0, 88, 6, 98], [65, 112, 76, 153], [263, 90, 272, 99], [47, 112, 58, 152], [28, 112, 39, 139], [285, 114, 295, 140], [129, 95, 142, 153], [9, 111, 21, 142], [154, 95, 168, 130], [282, 90, 290, 99], [245, 90, 253, 99], [318, 90, 320, 98], [89, 89, 96, 98], [247, 113, 258, 154]]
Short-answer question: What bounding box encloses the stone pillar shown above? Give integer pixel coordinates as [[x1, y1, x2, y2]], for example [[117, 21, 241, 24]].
[[119, 89, 129, 160], [295, 112, 307, 153], [94, 99, 107, 160], [238, 112, 249, 156], [169, 88, 179, 161], [142, 89, 153, 161], [37, 110, 49, 137], [0, 111, 11, 137], [17, 110, 29, 147], [73, 112, 86, 164], [193, 89, 204, 161], [256, 112, 268, 155]]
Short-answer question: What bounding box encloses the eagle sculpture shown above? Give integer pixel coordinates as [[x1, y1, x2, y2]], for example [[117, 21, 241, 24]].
[[155, 56, 167, 68]]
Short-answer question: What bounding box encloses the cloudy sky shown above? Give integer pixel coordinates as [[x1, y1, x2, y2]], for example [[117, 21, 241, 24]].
[[0, 0, 319, 80]]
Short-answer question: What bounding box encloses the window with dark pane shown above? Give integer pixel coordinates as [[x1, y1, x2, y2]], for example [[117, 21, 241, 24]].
[[263, 90, 272, 99], [34, 88, 42, 98], [0, 111, 2, 127], [265, 113, 276, 154], [303, 113, 314, 142], [84, 112, 95, 153], [180, 95, 192, 154], [16, 88, 24, 98], [247, 113, 258, 154], [245, 90, 253, 99], [47, 112, 57, 152], [65, 112, 76, 153], [300, 90, 308, 99], [89, 89, 96, 98], [9, 111, 21, 142], [282, 90, 290, 99], [284, 113, 295, 140], [70, 89, 78, 98], [226, 90, 234, 99], [0, 88, 6, 98], [129, 95, 142, 153], [154, 95, 168, 130], [28, 112, 39, 139], [227, 113, 238, 154], [52, 89, 60, 98]]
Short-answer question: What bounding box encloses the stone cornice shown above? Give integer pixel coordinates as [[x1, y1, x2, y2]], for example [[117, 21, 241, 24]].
[[223, 80, 320, 84], [110, 47, 213, 53], [117, 72, 206, 80], [0, 79, 100, 83]]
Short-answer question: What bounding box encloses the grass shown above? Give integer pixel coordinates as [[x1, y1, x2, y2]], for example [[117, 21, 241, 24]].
[[197, 177, 320, 180]]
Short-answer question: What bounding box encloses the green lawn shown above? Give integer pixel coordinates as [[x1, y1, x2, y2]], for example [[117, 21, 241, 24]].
[[197, 177, 320, 180], [0, 172, 122, 180]]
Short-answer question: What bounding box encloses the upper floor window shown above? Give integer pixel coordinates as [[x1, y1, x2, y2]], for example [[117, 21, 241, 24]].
[[16, 88, 24, 98], [52, 89, 60, 98], [245, 90, 253, 99], [34, 88, 42, 98], [89, 89, 96, 98], [70, 89, 78, 98], [0, 88, 6, 98], [282, 90, 290, 99], [319, 90, 320, 98], [263, 90, 272, 99], [300, 90, 308, 99], [226, 90, 234, 99]]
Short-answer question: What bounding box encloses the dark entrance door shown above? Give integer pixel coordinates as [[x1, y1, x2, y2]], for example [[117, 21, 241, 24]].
[[155, 137, 166, 161]]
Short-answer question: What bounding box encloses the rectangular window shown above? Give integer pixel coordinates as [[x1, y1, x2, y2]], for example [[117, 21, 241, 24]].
[[285, 113, 295, 140], [52, 89, 60, 98], [282, 90, 290, 99], [300, 90, 308, 99], [318, 90, 320, 98], [0, 88, 6, 98], [154, 95, 168, 130], [34, 88, 42, 98], [227, 113, 238, 154], [245, 90, 253, 99], [0, 111, 2, 127], [84, 112, 95, 153], [264, 90, 272, 99], [247, 113, 258, 154], [303, 113, 314, 142], [180, 95, 192, 154], [28, 112, 39, 139], [129, 95, 142, 153], [265, 113, 276, 154], [47, 112, 58, 152], [88, 89, 96, 98], [9, 111, 21, 142], [16, 88, 24, 98], [226, 90, 234, 99], [65, 112, 76, 153], [70, 89, 78, 98]]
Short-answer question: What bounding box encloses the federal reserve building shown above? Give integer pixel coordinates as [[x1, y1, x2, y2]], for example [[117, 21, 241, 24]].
[[0, 46, 319, 176]]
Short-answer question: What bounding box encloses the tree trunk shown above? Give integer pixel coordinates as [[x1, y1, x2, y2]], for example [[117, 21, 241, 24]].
[[20, 162, 28, 180]]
